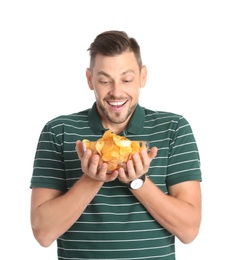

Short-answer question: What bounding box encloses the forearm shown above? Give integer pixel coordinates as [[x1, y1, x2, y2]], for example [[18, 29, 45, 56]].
[[131, 177, 202, 243], [31, 174, 104, 247]]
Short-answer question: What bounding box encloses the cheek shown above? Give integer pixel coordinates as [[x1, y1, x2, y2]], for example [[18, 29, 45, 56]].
[[93, 87, 104, 99], [130, 86, 141, 96]]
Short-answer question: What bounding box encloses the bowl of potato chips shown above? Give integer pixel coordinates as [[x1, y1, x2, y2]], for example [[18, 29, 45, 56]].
[[82, 130, 149, 173]]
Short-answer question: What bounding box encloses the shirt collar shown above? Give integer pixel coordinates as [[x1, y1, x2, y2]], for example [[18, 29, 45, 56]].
[[88, 102, 145, 135]]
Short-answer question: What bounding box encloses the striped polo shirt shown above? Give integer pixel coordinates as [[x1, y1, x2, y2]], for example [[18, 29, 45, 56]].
[[30, 102, 202, 259]]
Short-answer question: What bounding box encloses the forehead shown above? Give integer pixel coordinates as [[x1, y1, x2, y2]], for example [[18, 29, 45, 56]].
[[92, 51, 139, 75]]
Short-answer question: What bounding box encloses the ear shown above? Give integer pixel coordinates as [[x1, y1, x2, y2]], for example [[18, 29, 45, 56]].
[[86, 68, 94, 90], [140, 65, 147, 88]]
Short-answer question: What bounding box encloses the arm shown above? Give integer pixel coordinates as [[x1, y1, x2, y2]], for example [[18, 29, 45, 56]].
[[117, 141, 202, 243], [30, 140, 119, 247], [131, 178, 202, 244], [30, 174, 104, 247]]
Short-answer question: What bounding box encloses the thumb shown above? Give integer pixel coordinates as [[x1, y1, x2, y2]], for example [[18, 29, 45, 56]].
[[149, 147, 158, 160], [75, 140, 84, 159]]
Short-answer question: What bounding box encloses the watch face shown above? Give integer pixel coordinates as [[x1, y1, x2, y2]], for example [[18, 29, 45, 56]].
[[130, 178, 144, 190]]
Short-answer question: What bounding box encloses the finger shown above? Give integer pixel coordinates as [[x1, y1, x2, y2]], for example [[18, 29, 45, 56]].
[[117, 167, 129, 182], [105, 171, 119, 182], [125, 159, 137, 179], [80, 148, 92, 169], [97, 164, 118, 182], [149, 147, 158, 160], [88, 153, 100, 173], [132, 152, 144, 173], [75, 140, 86, 160], [140, 147, 158, 173]]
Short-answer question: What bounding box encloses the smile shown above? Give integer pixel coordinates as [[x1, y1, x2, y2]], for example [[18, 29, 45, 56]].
[[108, 101, 127, 107]]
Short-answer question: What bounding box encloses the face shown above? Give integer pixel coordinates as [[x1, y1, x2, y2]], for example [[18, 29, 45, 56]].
[[86, 51, 147, 131]]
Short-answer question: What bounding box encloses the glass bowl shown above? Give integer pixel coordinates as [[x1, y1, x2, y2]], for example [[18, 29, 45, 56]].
[[82, 140, 149, 173]]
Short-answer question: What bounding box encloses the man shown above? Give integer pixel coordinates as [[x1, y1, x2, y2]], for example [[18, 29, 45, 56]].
[[30, 30, 202, 259]]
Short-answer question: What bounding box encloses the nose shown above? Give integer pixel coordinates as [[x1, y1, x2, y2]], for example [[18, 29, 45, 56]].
[[109, 81, 123, 97]]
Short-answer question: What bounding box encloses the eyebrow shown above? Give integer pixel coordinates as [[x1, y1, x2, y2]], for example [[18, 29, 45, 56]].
[[97, 69, 136, 78]]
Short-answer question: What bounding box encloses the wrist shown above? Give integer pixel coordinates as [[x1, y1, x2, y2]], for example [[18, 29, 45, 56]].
[[128, 174, 146, 190], [80, 173, 104, 187]]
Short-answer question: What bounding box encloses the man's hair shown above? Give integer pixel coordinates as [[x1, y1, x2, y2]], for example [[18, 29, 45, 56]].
[[87, 30, 143, 70]]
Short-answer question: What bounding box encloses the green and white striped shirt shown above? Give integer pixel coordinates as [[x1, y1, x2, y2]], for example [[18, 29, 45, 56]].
[[30, 102, 202, 259]]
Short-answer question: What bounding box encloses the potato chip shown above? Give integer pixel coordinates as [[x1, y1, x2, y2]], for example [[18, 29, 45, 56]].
[[82, 130, 149, 173]]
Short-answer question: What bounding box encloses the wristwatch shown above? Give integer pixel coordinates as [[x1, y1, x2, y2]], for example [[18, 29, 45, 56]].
[[129, 174, 146, 190]]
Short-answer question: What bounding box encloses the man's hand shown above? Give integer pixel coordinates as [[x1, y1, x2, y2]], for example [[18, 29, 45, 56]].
[[75, 140, 118, 182], [118, 146, 158, 183]]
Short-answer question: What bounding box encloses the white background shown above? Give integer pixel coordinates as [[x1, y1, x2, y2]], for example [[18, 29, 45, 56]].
[[1, 0, 235, 259]]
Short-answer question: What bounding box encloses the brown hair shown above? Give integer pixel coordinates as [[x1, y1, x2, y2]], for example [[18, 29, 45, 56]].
[[87, 30, 142, 70]]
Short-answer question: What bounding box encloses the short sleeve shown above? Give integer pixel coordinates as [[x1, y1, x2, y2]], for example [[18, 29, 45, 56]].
[[30, 122, 67, 192], [166, 116, 202, 186]]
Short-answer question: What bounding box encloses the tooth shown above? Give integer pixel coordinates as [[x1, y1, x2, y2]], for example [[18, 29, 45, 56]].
[[110, 101, 125, 106]]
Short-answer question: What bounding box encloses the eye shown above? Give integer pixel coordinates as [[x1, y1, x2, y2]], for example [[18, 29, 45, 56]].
[[99, 80, 110, 85], [123, 78, 133, 83], [98, 78, 110, 84]]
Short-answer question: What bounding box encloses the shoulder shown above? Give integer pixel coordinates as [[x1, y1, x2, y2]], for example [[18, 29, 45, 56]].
[[39, 109, 91, 137], [143, 107, 181, 119], [141, 107, 195, 137], [45, 108, 90, 127], [142, 107, 188, 125]]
